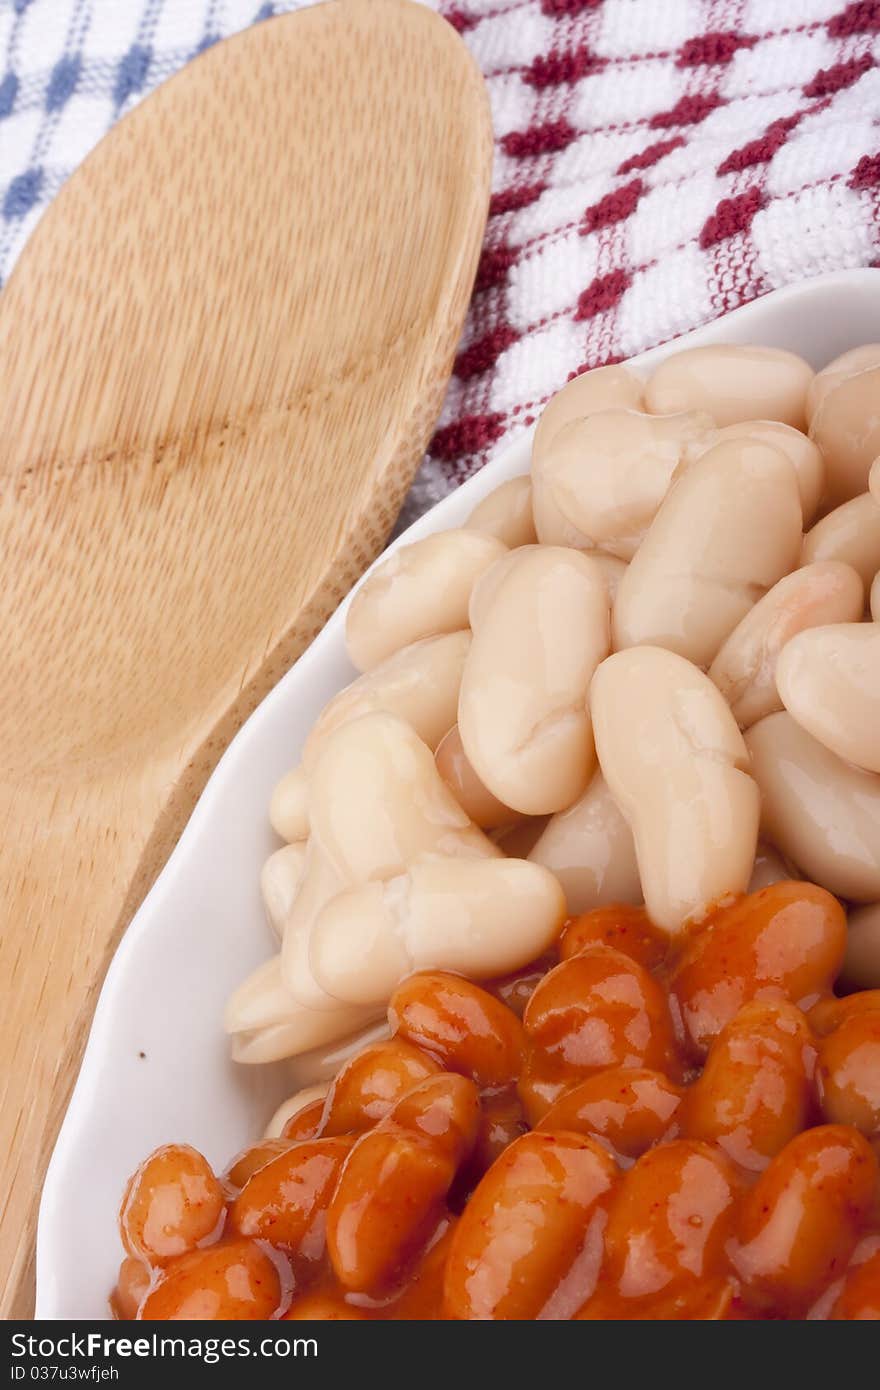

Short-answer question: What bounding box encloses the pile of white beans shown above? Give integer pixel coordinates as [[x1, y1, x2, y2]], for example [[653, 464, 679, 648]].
[[226, 340, 880, 1072]]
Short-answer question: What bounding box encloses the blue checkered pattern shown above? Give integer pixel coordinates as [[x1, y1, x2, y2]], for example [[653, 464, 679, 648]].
[[0, 0, 321, 285], [7, 0, 880, 531]]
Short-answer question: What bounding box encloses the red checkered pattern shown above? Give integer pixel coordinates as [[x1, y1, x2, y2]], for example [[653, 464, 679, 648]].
[[398, 0, 880, 525]]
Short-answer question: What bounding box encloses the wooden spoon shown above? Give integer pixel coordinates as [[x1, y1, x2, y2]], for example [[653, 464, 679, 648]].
[[0, 0, 490, 1314]]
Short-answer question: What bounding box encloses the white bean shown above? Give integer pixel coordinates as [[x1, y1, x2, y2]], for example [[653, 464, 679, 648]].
[[224, 955, 379, 1063], [269, 767, 309, 843], [869, 454, 880, 505], [468, 546, 539, 633], [286, 1020, 393, 1089], [802, 491, 880, 590], [226, 955, 293, 1034], [708, 561, 863, 728], [261, 843, 308, 940], [466, 476, 537, 548], [748, 841, 794, 892], [307, 712, 498, 885], [528, 769, 640, 914], [309, 857, 566, 1006], [644, 344, 813, 429], [685, 419, 824, 524], [613, 439, 802, 666], [591, 646, 759, 934], [591, 553, 627, 605], [458, 546, 609, 814], [472, 547, 621, 636], [229, 1022, 336, 1066], [534, 363, 645, 450], [841, 903, 880, 990], [809, 365, 880, 508], [236, 336, 880, 1075], [302, 631, 469, 771], [345, 529, 506, 670], [776, 622, 880, 774], [283, 715, 499, 1012], [435, 724, 519, 830], [283, 900, 359, 1012], [806, 344, 880, 425], [493, 817, 550, 858], [541, 408, 712, 560], [279, 839, 350, 1009], [531, 364, 644, 545], [264, 1084, 329, 1138], [745, 711, 880, 902]]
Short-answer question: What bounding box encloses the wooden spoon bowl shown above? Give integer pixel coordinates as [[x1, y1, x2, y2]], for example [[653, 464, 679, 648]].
[[0, 0, 490, 1314]]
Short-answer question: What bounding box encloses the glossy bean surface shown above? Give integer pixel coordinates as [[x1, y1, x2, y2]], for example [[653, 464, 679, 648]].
[[322, 1039, 440, 1135], [603, 1140, 742, 1297], [390, 972, 526, 1090], [120, 1145, 225, 1266], [535, 1068, 682, 1164], [326, 1076, 479, 1293], [443, 1131, 617, 1319], [229, 1138, 353, 1265], [679, 1000, 814, 1169], [520, 946, 680, 1122], [670, 882, 846, 1055], [732, 1126, 878, 1312], [139, 1240, 289, 1320], [816, 1009, 880, 1135]]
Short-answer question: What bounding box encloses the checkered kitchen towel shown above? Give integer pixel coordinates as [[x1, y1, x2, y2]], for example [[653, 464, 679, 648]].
[[3, 0, 880, 527]]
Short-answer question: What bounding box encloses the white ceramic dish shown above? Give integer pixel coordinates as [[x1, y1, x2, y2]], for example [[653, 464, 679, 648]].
[[35, 268, 880, 1318]]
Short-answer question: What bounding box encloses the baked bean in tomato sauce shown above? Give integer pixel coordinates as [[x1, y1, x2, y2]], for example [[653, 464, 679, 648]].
[[114, 884, 880, 1320]]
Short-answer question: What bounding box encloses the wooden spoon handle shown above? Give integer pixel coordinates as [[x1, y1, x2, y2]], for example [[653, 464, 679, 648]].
[[0, 0, 492, 1319], [0, 777, 161, 1315]]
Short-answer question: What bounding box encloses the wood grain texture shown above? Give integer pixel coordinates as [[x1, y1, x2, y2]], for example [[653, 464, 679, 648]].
[[0, 0, 491, 1316]]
